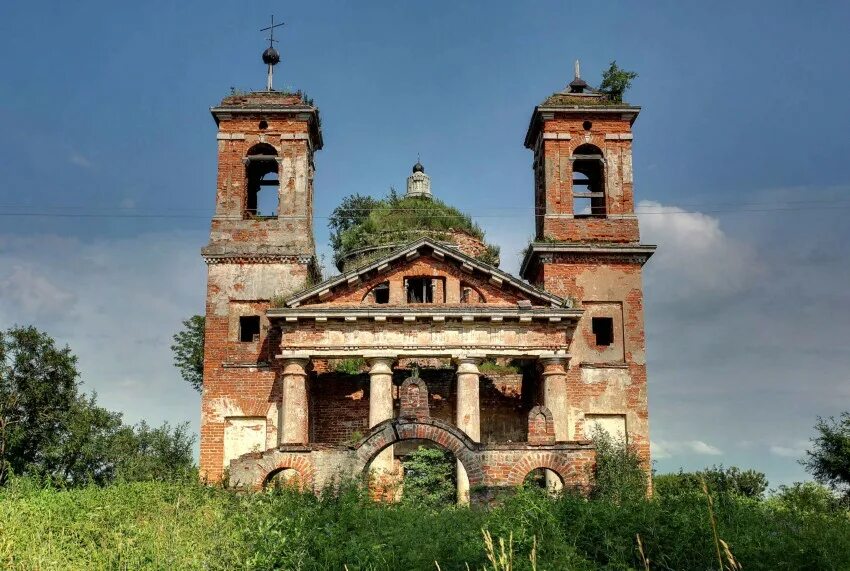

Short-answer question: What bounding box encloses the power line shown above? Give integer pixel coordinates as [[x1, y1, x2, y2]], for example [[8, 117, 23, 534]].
[[1, 203, 850, 220]]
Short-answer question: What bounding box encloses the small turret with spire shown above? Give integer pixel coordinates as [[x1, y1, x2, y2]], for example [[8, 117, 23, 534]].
[[569, 60, 589, 93], [406, 157, 432, 199]]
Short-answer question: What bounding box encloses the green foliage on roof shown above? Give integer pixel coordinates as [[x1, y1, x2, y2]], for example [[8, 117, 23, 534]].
[[599, 61, 638, 103], [330, 190, 499, 270], [541, 62, 638, 107]]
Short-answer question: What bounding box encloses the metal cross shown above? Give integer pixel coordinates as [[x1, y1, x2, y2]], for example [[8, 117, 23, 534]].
[[261, 15, 285, 49]]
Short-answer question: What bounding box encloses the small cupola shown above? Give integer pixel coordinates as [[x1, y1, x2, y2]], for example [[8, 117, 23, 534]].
[[406, 160, 432, 198]]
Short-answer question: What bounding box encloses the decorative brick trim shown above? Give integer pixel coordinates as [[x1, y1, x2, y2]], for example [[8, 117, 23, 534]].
[[399, 375, 430, 420], [528, 405, 556, 444], [203, 254, 314, 265]]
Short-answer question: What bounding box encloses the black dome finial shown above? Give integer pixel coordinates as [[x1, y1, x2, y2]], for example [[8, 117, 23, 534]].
[[262, 47, 280, 66]]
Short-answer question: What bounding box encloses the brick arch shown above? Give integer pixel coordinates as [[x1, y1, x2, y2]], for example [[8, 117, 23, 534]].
[[528, 405, 553, 422], [354, 418, 484, 486], [231, 452, 315, 491], [505, 452, 579, 487]]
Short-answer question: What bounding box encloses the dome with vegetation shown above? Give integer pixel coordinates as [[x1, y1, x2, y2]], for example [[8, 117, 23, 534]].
[[330, 190, 500, 272]]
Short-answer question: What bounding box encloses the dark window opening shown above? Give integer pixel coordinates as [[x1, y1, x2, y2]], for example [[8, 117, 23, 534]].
[[258, 120, 268, 130], [592, 317, 614, 347], [582, 120, 593, 131], [572, 144, 606, 218], [406, 278, 433, 304], [245, 143, 279, 218], [373, 282, 389, 304], [239, 315, 261, 343]]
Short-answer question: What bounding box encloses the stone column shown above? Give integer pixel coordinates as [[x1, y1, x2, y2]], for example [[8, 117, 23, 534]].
[[455, 356, 482, 505], [368, 357, 395, 477], [281, 358, 309, 444], [541, 356, 569, 491]]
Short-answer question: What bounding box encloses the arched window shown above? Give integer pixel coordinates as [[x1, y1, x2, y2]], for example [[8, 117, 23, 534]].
[[572, 144, 605, 217], [460, 282, 485, 304], [362, 281, 390, 304], [245, 143, 279, 218]]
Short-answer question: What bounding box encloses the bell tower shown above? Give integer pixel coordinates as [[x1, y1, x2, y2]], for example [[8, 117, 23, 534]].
[[520, 62, 656, 474], [199, 30, 323, 481]]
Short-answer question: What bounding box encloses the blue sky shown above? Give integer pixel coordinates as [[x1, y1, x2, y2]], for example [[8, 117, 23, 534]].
[[1, 1, 849, 487]]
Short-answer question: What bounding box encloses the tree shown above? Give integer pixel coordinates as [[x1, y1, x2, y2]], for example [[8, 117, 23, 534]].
[[0, 326, 80, 484], [171, 315, 205, 392], [598, 61, 638, 103], [50, 392, 125, 484], [400, 445, 456, 508], [803, 413, 850, 499], [109, 420, 196, 482], [328, 193, 381, 252], [1, 325, 197, 486]]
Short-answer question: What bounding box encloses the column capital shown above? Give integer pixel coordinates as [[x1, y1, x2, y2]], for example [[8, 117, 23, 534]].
[[455, 356, 483, 375], [282, 358, 309, 376], [539, 355, 569, 376], [367, 356, 395, 375]]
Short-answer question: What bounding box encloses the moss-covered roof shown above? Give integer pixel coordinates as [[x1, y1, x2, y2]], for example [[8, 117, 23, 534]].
[[333, 194, 499, 271], [218, 90, 312, 109], [540, 92, 628, 107]]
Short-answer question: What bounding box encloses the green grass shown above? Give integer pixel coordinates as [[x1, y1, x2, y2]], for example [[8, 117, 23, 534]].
[[0, 479, 244, 570], [2, 478, 849, 570]]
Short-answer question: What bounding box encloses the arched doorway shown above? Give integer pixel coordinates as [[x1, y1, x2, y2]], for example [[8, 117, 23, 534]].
[[355, 418, 484, 502], [369, 439, 457, 506], [522, 467, 565, 494]]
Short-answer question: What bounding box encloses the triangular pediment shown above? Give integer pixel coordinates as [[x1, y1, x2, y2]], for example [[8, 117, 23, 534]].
[[282, 237, 569, 309]]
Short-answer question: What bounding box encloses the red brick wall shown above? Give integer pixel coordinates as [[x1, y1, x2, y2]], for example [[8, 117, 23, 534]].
[[532, 113, 638, 242], [537, 255, 651, 471], [302, 255, 529, 308], [480, 373, 531, 444], [309, 373, 370, 444]]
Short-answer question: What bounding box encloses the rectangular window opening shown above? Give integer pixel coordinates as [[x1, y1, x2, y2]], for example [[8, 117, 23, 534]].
[[239, 315, 261, 343], [374, 283, 389, 304], [591, 317, 614, 347], [406, 277, 434, 304]]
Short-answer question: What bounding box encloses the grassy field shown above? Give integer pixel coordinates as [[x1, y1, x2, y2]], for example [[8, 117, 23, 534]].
[[1, 478, 849, 570]]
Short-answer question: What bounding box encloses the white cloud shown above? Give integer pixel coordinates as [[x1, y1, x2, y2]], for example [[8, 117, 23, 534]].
[[769, 442, 809, 459], [688, 440, 723, 455], [69, 152, 93, 168], [0, 231, 207, 442], [1, 264, 77, 315], [651, 440, 673, 459], [652, 439, 723, 459], [637, 200, 760, 298]]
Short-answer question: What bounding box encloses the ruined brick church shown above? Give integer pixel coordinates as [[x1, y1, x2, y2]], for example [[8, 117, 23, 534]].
[[199, 50, 654, 502]]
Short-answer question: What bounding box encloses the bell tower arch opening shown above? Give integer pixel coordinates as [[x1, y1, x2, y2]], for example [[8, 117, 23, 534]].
[[245, 142, 279, 218], [571, 143, 606, 218]]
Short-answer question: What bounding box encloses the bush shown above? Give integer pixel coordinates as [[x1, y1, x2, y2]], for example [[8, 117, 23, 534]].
[[590, 429, 647, 503], [332, 357, 367, 375], [768, 481, 846, 514], [655, 465, 769, 499]]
